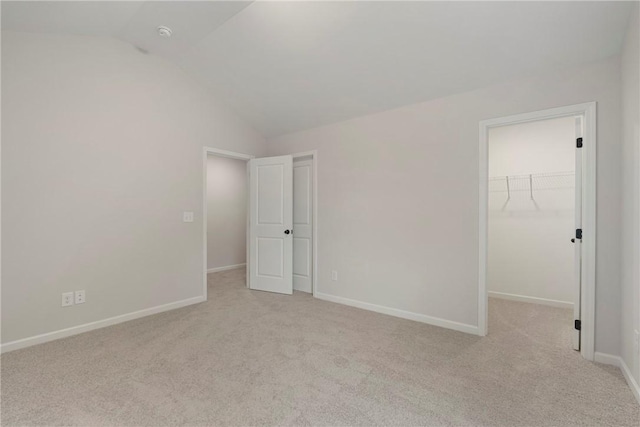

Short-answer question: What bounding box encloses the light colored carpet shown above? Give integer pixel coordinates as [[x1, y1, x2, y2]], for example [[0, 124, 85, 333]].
[[1, 268, 638, 426]]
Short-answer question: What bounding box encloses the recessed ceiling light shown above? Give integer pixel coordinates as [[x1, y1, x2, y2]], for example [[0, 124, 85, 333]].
[[157, 26, 172, 38]]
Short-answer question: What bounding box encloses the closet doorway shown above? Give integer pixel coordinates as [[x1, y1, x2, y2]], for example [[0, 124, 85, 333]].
[[478, 103, 596, 361]]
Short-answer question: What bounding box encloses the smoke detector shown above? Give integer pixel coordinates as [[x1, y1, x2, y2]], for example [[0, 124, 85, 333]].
[[157, 26, 172, 38]]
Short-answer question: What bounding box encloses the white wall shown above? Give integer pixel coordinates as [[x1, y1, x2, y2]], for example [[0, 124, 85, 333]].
[[1, 31, 266, 345], [267, 56, 622, 354], [488, 117, 575, 306], [207, 156, 247, 270], [620, 4, 640, 383]]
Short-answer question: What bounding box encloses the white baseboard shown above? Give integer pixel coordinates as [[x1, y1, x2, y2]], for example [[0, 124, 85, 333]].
[[207, 263, 246, 273], [314, 292, 478, 335], [594, 352, 621, 366], [621, 359, 640, 405], [594, 352, 640, 405], [0, 295, 206, 354], [489, 291, 573, 309]]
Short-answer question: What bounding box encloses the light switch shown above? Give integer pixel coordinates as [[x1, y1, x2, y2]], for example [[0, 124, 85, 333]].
[[183, 211, 194, 223]]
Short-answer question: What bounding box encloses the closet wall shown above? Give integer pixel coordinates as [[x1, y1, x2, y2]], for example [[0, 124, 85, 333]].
[[488, 117, 576, 306]]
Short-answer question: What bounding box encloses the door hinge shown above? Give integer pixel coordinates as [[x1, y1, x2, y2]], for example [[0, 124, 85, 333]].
[[575, 319, 582, 331], [576, 137, 583, 148], [576, 229, 582, 240]]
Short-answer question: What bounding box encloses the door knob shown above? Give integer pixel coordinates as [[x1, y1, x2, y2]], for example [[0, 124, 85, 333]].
[[571, 238, 575, 243], [284, 229, 291, 235]]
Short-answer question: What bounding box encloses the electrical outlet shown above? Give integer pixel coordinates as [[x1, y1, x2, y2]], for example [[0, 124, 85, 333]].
[[183, 211, 194, 223], [75, 290, 86, 304], [61, 292, 74, 307], [331, 270, 338, 281]]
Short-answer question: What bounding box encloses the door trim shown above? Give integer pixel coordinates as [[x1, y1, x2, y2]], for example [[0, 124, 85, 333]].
[[202, 147, 254, 301], [292, 151, 318, 297], [478, 102, 596, 361]]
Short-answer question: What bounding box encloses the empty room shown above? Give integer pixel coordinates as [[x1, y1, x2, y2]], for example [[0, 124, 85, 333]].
[[1, 1, 639, 426]]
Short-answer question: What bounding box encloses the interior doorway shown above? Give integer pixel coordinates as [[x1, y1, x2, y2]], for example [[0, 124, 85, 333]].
[[206, 154, 250, 275], [203, 148, 316, 299], [488, 116, 579, 350], [478, 103, 596, 361], [203, 148, 253, 298]]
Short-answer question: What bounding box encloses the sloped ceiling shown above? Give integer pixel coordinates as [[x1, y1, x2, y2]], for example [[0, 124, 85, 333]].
[[2, 1, 634, 137]]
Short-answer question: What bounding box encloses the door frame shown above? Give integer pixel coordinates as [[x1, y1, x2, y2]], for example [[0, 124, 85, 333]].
[[292, 150, 318, 297], [202, 147, 254, 301], [478, 102, 597, 361], [202, 148, 318, 298]]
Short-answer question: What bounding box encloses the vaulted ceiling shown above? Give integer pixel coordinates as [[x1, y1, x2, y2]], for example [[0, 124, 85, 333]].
[[2, 1, 634, 137]]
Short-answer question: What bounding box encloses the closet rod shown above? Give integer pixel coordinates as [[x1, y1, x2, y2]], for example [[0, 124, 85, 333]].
[[488, 171, 574, 180], [488, 171, 575, 200]]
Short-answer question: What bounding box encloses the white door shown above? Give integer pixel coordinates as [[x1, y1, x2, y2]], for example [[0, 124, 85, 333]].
[[248, 155, 293, 294], [293, 159, 313, 293], [572, 116, 583, 351]]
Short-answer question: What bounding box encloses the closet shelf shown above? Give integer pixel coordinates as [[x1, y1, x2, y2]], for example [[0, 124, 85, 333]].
[[489, 171, 575, 200]]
